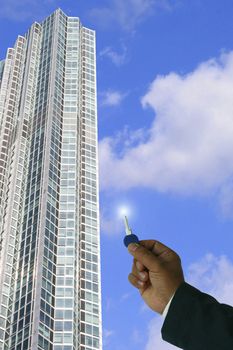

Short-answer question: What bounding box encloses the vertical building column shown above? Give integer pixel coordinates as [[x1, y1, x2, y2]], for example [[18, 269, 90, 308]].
[[53, 15, 80, 350], [78, 26, 102, 350], [0, 37, 26, 243], [0, 36, 27, 350], [31, 10, 63, 350], [5, 23, 42, 350]]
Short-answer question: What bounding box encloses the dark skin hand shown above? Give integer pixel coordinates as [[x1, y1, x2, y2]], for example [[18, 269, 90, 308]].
[[128, 240, 185, 314]]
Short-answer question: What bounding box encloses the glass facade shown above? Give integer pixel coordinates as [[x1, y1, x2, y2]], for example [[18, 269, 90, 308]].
[[0, 9, 102, 350]]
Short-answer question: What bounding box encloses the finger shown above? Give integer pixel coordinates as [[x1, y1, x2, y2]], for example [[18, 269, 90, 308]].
[[135, 260, 146, 272], [140, 240, 172, 257], [128, 243, 160, 271], [133, 258, 147, 273], [132, 261, 149, 282], [128, 273, 146, 289]]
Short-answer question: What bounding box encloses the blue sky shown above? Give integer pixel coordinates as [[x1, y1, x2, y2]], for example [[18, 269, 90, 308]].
[[2, 1, 233, 349]]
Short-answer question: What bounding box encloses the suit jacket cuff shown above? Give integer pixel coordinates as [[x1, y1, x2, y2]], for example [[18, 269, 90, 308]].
[[161, 282, 201, 347]]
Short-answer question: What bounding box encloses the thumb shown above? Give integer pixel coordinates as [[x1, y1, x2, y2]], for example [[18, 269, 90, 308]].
[[128, 243, 160, 271]]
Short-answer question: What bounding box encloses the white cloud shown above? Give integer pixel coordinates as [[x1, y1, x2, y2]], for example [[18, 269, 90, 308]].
[[99, 46, 128, 66], [131, 329, 144, 344], [109, 126, 149, 152], [187, 253, 233, 304], [103, 328, 115, 347], [120, 292, 131, 302], [100, 190, 139, 236], [100, 212, 122, 236], [146, 316, 179, 349], [145, 253, 233, 350], [100, 90, 127, 107], [90, 0, 171, 31], [99, 52, 233, 206], [140, 302, 152, 313]]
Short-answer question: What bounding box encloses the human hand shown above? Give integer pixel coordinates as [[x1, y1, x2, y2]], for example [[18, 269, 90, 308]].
[[128, 240, 185, 314]]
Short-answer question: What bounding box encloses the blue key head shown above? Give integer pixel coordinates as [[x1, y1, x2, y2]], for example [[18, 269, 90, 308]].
[[124, 234, 139, 248]]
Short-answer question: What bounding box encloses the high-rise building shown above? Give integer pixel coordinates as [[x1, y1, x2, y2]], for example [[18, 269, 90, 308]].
[[0, 8, 102, 350]]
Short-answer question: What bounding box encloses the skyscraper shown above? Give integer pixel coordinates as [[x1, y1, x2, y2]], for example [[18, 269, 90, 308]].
[[0, 8, 102, 350]]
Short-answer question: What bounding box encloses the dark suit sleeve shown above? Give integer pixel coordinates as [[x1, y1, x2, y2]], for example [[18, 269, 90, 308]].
[[161, 282, 233, 350]]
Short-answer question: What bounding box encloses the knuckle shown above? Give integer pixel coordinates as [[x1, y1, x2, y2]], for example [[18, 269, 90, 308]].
[[140, 247, 151, 259], [128, 273, 133, 282], [128, 273, 135, 282], [173, 252, 182, 263]]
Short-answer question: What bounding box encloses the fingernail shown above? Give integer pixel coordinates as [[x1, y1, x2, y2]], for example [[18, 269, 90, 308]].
[[128, 243, 140, 252], [139, 272, 146, 280], [138, 280, 144, 287]]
